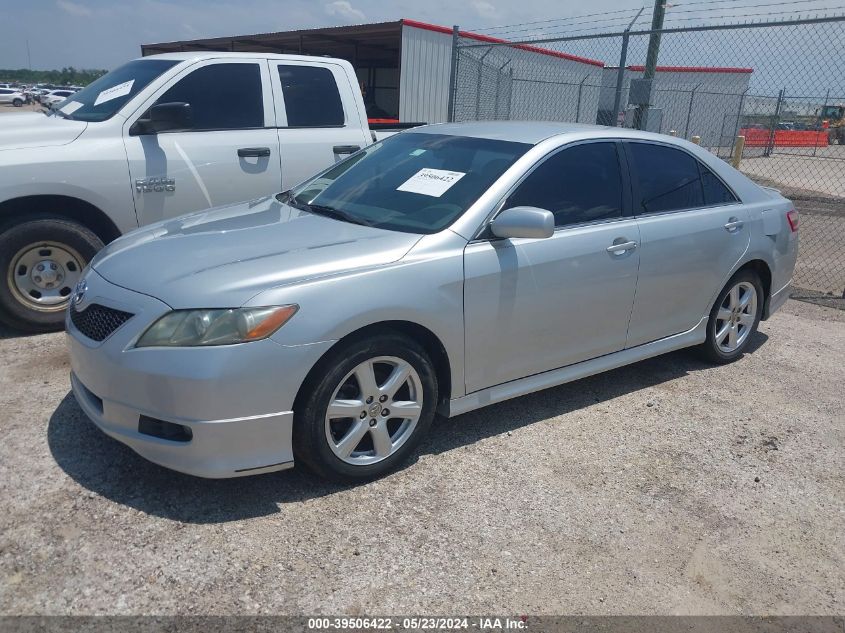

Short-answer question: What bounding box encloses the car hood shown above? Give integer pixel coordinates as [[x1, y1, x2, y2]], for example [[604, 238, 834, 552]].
[[91, 196, 423, 309], [0, 112, 87, 151]]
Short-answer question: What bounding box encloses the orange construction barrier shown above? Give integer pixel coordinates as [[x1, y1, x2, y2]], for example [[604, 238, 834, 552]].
[[739, 128, 829, 148]]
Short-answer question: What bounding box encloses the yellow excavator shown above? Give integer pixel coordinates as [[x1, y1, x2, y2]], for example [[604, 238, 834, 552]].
[[820, 104, 845, 144]]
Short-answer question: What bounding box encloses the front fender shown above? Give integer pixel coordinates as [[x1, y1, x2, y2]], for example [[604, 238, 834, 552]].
[[0, 135, 137, 234], [250, 232, 468, 400]]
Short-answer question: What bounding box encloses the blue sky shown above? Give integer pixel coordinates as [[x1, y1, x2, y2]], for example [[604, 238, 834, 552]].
[[2, 0, 844, 72]]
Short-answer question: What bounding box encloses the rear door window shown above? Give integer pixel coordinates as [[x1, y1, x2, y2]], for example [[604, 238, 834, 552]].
[[627, 142, 705, 214], [277, 65, 344, 127], [700, 164, 739, 205]]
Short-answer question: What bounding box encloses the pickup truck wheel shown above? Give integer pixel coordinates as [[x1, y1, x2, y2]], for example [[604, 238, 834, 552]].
[[0, 218, 104, 333], [293, 333, 438, 483]]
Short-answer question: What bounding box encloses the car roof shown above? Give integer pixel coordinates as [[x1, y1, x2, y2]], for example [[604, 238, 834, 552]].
[[410, 120, 691, 147]]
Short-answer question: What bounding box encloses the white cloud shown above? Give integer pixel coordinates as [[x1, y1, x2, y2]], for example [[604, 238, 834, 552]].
[[325, 1, 366, 22], [56, 0, 93, 17], [471, 0, 499, 19]]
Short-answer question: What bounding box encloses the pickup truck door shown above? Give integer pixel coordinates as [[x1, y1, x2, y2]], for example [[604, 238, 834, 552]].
[[123, 58, 282, 226], [268, 60, 372, 190]]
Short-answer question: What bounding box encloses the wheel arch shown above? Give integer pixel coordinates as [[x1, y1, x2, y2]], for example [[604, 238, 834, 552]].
[[0, 195, 122, 245], [293, 320, 453, 415], [736, 258, 773, 319]]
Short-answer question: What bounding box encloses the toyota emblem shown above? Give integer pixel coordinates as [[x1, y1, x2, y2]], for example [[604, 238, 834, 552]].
[[73, 279, 87, 305]]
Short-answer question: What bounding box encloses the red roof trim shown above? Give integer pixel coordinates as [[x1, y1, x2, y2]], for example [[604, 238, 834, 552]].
[[626, 65, 753, 74], [401, 18, 605, 68]]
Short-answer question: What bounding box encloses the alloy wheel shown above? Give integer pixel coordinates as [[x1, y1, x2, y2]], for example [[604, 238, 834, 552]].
[[324, 356, 424, 466], [714, 281, 757, 354]]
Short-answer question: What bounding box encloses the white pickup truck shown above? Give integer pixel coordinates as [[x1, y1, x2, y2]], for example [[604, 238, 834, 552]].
[[0, 52, 414, 331]]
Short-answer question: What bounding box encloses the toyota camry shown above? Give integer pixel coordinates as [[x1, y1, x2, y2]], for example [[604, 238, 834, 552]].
[[66, 122, 798, 482]]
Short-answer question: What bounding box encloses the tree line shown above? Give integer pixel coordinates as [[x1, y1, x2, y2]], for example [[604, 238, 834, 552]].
[[0, 67, 107, 86]]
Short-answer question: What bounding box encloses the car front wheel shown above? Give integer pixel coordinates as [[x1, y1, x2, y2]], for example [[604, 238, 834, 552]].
[[12, 98, 23, 107], [699, 270, 763, 364], [293, 333, 438, 482]]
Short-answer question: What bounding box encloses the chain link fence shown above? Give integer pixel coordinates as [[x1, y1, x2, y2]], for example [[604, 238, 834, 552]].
[[450, 16, 845, 303]]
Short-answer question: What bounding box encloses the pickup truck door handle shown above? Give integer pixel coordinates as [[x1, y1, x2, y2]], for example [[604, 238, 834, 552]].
[[606, 240, 638, 255], [724, 217, 744, 232], [333, 145, 360, 155], [237, 147, 271, 158]]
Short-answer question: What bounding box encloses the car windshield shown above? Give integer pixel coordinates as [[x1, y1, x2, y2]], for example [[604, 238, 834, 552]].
[[50, 59, 180, 122], [287, 132, 531, 234]]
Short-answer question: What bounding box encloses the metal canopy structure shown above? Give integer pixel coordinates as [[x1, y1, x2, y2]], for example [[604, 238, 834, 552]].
[[141, 20, 404, 67]]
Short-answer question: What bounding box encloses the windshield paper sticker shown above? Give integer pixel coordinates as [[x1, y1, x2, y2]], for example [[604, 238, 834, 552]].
[[60, 101, 84, 115], [397, 168, 465, 197], [94, 79, 135, 106]]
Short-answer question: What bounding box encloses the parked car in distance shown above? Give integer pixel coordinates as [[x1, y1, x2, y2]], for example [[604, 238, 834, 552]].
[[0, 88, 26, 107], [42, 89, 76, 108], [32, 87, 54, 103], [66, 122, 799, 483], [0, 52, 420, 332]]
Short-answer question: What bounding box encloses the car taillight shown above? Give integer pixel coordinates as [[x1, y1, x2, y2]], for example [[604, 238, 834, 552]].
[[786, 209, 799, 232]]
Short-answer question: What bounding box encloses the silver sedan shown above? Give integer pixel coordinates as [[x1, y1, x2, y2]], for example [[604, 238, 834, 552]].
[[66, 122, 798, 481]]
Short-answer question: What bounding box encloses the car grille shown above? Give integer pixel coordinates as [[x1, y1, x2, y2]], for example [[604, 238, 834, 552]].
[[69, 303, 134, 342]]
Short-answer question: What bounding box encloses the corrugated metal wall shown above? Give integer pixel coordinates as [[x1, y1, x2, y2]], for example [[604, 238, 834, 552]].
[[598, 68, 752, 146], [399, 25, 454, 123]]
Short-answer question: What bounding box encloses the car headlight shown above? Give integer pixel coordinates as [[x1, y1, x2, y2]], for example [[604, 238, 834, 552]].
[[136, 305, 298, 347]]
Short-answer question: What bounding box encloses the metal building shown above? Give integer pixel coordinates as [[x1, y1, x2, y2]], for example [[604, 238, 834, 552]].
[[597, 65, 753, 146]]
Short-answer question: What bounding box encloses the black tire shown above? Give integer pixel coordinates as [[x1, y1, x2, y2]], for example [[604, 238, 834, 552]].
[[12, 98, 23, 107], [698, 269, 764, 364], [293, 332, 438, 483], [0, 216, 104, 333]]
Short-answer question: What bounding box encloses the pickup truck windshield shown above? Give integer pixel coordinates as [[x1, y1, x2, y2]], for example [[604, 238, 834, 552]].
[[51, 59, 180, 122], [289, 133, 531, 234]]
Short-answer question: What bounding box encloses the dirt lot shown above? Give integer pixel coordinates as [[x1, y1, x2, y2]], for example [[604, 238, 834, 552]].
[[0, 299, 842, 615], [0, 103, 42, 115]]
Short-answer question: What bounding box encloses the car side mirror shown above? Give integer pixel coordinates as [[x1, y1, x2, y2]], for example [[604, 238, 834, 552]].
[[490, 206, 555, 240], [130, 102, 192, 135]]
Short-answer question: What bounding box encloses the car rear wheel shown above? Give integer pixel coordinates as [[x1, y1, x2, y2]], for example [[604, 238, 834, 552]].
[[699, 270, 763, 364], [293, 332, 438, 482], [0, 217, 104, 332]]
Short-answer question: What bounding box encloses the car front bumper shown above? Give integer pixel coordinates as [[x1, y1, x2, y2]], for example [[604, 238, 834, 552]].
[[66, 269, 333, 478]]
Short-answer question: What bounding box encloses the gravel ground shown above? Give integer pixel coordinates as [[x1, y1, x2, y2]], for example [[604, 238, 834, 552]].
[[0, 299, 843, 616]]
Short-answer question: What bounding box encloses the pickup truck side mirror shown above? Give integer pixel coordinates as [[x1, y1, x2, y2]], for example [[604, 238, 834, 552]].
[[490, 206, 555, 240], [130, 102, 192, 135]]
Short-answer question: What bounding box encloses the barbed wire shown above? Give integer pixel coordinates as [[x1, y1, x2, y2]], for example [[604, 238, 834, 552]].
[[663, 6, 845, 24], [470, 7, 644, 34], [473, 0, 836, 37], [665, 0, 836, 14], [473, 14, 646, 39]]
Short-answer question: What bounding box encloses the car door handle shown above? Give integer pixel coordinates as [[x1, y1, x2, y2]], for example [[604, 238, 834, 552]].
[[237, 147, 271, 157], [333, 145, 360, 155], [724, 218, 744, 232], [606, 240, 638, 254]]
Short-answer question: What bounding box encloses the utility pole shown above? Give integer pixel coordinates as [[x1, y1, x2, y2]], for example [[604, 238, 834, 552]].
[[26, 38, 32, 70], [611, 6, 645, 126], [634, 0, 667, 129]]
